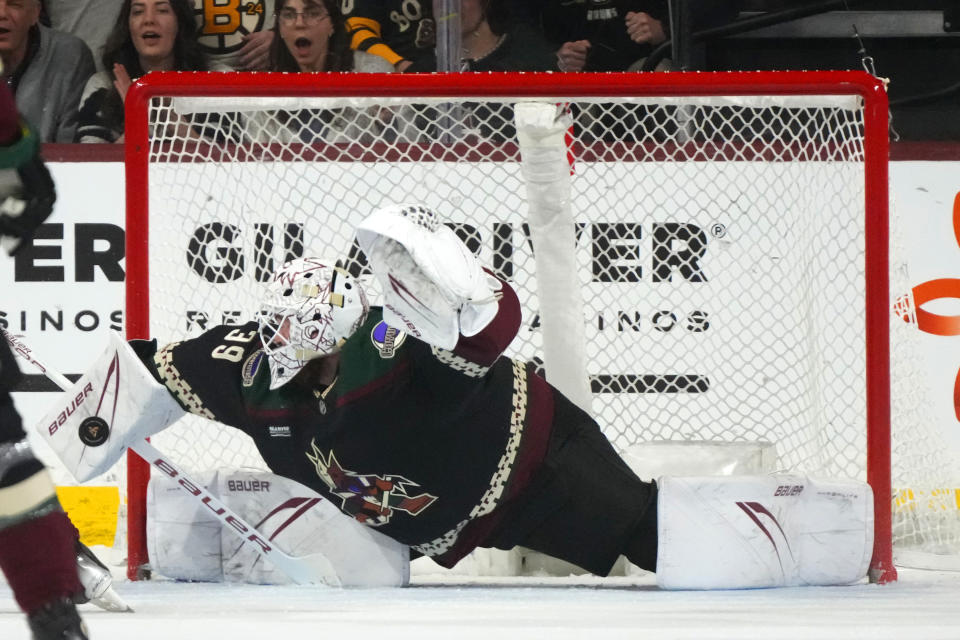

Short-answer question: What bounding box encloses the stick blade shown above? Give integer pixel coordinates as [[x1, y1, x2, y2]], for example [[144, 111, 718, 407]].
[[89, 586, 134, 613]]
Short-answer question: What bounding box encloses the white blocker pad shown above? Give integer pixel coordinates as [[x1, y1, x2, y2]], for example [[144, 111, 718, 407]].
[[36, 331, 184, 482], [148, 469, 410, 587], [657, 475, 873, 589]]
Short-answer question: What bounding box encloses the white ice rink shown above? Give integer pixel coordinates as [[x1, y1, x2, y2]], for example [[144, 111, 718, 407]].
[[5, 568, 960, 640]]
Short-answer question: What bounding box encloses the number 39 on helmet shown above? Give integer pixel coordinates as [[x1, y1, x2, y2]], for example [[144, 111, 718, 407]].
[[258, 257, 369, 389]]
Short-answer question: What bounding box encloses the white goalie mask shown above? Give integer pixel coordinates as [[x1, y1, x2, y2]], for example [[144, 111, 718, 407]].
[[258, 257, 369, 389]]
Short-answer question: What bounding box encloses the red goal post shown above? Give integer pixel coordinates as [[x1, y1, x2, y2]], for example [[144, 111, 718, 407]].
[[124, 70, 896, 583]]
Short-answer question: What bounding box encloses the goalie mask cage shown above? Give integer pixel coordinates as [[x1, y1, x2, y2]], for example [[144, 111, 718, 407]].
[[122, 70, 950, 586]]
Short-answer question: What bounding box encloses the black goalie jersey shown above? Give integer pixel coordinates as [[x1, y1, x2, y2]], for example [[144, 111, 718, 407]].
[[141, 278, 556, 567]]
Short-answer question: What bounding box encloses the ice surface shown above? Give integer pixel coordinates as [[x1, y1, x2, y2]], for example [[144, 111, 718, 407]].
[[4, 569, 960, 640]]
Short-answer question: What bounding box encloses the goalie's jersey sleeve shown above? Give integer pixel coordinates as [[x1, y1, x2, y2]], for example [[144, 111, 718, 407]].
[[344, 0, 435, 68], [142, 278, 556, 567]]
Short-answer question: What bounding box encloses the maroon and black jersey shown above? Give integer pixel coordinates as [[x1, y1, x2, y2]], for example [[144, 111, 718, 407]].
[[144, 278, 555, 566]]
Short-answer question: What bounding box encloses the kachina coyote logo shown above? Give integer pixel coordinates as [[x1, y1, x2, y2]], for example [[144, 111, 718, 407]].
[[895, 191, 960, 421], [306, 440, 437, 526]]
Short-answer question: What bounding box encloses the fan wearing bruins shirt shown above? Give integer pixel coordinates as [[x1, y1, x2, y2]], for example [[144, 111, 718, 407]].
[[193, 0, 278, 70], [344, 0, 435, 71], [131, 204, 660, 575]]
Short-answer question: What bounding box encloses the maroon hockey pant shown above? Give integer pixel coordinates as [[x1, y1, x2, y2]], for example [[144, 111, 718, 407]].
[[484, 391, 659, 575]]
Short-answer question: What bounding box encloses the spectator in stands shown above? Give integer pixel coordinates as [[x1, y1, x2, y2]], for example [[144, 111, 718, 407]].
[[75, 0, 211, 143], [252, 0, 367, 144], [344, 0, 435, 72], [447, 0, 556, 142], [460, 0, 554, 72], [0, 0, 95, 142], [360, 0, 556, 142], [269, 0, 350, 72], [193, 0, 277, 71], [525, 0, 739, 72], [535, 0, 670, 72], [44, 0, 124, 70]]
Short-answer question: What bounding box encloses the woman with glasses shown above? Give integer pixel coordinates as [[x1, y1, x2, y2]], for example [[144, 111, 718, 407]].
[[269, 0, 351, 73], [253, 0, 374, 144]]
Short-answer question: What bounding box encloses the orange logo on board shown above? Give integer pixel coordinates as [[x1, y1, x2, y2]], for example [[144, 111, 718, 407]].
[[896, 191, 960, 420]]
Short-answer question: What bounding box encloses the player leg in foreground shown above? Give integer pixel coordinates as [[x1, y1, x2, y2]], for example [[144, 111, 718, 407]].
[[1, 84, 129, 636], [0, 343, 89, 639], [0, 110, 88, 637]]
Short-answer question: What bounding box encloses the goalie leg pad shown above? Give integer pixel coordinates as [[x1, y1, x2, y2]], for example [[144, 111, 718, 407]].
[[37, 332, 185, 482], [656, 475, 873, 589], [147, 469, 410, 587]]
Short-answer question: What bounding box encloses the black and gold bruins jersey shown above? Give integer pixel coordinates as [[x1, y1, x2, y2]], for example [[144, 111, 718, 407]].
[[192, 0, 277, 68], [141, 278, 556, 567], [343, 0, 435, 67]]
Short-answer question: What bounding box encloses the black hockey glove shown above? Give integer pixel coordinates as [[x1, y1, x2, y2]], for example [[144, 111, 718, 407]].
[[0, 120, 56, 256]]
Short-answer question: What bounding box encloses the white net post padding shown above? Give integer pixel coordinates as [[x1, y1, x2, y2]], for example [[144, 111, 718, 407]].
[[121, 71, 956, 583]]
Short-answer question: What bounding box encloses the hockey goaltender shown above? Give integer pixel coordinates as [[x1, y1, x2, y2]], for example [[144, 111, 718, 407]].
[[37, 203, 874, 589]]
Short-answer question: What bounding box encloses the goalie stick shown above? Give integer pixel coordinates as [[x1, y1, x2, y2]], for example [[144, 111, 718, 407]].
[[4, 330, 343, 587]]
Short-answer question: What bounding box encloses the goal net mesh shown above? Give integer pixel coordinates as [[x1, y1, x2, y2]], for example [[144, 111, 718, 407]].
[[124, 73, 960, 575]]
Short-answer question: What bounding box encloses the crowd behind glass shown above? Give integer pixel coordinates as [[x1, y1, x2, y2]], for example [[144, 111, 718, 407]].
[[1, 0, 745, 145]]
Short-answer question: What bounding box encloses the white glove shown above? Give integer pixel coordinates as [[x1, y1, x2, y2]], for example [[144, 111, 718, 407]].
[[357, 204, 500, 348], [364, 234, 460, 348]]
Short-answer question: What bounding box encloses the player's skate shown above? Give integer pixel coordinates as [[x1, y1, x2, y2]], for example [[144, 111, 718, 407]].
[[27, 597, 89, 640], [75, 541, 132, 613]]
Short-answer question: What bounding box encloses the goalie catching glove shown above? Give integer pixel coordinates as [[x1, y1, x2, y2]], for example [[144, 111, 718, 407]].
[[356, 204, 501, 349]]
